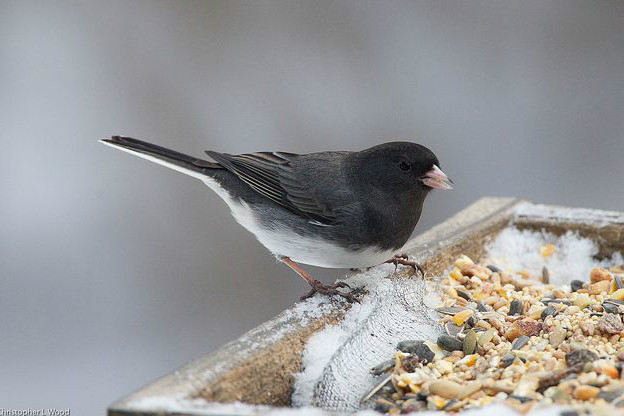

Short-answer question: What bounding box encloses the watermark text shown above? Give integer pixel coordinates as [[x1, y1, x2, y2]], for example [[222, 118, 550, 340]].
[[0, 409, 70, 416]]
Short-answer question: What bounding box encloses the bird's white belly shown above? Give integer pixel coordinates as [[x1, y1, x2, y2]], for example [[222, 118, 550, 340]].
[[203, 178, 396, 268], [248, 224, 396, 268]]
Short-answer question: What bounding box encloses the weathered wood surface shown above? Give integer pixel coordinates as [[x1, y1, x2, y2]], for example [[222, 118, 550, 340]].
[[109, 197, 623, 416], [512, 201, 624, 258]]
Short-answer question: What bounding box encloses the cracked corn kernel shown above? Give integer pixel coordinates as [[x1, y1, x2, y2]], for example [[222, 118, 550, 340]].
[[408, 383, 421, 393], [454, 254, 474, 269], [472, 291, 488, 301], [574, 385, 600, 400], [541, 244, 556, 257], [450, 269, 463, 281], [611, 289, 624, 300], [430, 397, 447, 410], [457, 353, 478, 366], [497, 288, 509, 299], [611, 279, 618, 293], [597, 365, 619, 379], [518, 269, 531, 279], [452, 309, 473, 325]]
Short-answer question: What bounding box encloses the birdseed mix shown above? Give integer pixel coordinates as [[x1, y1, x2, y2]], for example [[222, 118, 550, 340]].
[[365, 252, 624, 414]]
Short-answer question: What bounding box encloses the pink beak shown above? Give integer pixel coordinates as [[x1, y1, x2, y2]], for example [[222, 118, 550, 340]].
[[420, 165, 453, 190]]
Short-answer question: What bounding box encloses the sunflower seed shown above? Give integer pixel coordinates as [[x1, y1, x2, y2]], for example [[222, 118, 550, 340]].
[[463, 329, 477, 354], [542, 266, 550, 284], [445, 322, 464, 337], [437, 335, 463, 352], [542, 299, 571, 306], [456, 289, 471, 301], [571, 280, 585, 292], [487, 264, 502, 273], [397, 340, 434, 364], [511, 335, 530, 350], [603, 302, 620, 315], [509, 299, 523, 316], [435, 306, 466, 316], [502, 354, 515, 367], [541, 305, 558, 320]]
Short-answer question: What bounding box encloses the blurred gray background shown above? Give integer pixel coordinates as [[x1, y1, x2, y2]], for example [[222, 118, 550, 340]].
[[1, 0, 623, 413]]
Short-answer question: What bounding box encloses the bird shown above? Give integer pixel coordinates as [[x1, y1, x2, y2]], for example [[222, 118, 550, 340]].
[[100, 136, 452, 302]]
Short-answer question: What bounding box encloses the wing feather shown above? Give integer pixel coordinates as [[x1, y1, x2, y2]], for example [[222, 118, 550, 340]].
[[204, 150, 335, 224]]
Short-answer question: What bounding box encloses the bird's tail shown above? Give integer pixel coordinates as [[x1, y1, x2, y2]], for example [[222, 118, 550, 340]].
[[99, 136, 221, 180]]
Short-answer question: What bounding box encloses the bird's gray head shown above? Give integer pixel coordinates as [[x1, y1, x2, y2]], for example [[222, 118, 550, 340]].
[[351, 141, 452, 195]]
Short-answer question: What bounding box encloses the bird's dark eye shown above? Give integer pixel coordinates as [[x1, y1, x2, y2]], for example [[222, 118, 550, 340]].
[[399, 161, 411, 171]]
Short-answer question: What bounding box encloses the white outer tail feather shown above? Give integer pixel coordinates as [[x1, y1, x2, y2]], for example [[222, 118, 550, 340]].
[[99, 139, 208, 180]]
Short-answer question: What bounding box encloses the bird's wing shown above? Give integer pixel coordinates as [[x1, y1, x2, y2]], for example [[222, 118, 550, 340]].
[[204, 150, 336, 224]]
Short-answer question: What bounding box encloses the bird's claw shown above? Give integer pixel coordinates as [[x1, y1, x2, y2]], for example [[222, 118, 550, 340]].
[[332, 281, 352, 290], [300, 281, 363, 303], [386, 255, 426, 277]]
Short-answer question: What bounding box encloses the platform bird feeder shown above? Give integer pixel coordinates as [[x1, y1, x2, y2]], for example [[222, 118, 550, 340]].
[[108, 197, 624, 416]]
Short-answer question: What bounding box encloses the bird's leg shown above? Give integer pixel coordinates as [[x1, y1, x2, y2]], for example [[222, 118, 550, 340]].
[[280, 257, 361, 303], [386, 254, 426, 277]]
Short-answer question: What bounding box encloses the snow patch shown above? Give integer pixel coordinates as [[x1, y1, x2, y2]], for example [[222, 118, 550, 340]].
[[486, 227, 623, 286], [291, 264, 396, 406]]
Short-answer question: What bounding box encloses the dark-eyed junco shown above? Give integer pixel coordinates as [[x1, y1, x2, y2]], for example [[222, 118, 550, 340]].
[[100, 136, 452, 301]]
